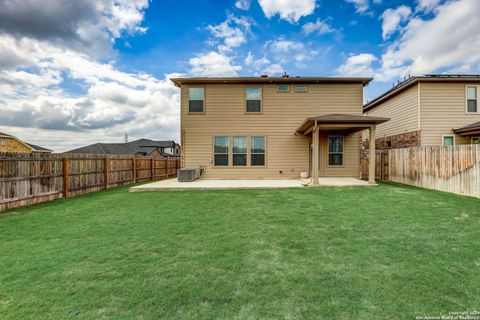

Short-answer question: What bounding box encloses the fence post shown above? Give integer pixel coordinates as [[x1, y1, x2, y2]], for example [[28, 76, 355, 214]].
[[132, 158, 136, 183], [62, 157, 69, 198], [166, 158, 169, 177], [151, 158, 154, 180], [104, 157, 109, 189]]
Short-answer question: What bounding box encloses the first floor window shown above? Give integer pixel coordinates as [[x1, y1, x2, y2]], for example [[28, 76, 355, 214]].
[[467, 86, 478, 113], [443, 135, 454, 146], [251, 136, 265, 166], [233, 136, 247, 166], [328, 136, 344, 166], [214, 136, 228, 166]]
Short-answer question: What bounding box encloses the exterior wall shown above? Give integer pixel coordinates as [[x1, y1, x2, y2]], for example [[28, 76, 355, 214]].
[[0, 137, 32, 153], [364, 84, 419, 141], [363, 130, 422, 150], [420, 82, 480, 146], [180, 83, 363, 179]]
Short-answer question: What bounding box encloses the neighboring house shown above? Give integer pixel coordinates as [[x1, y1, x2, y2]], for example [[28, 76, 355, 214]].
[[0, 132, 52, 153], [65, 139, 180, 157], [363, 74, 480, 149], [171, 76, 388, 184]]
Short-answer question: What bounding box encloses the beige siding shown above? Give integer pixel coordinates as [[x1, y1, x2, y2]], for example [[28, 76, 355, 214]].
[[365, 84, 419, 139], [0, 137, 32, 153], [181, 83, 363, 179], [420, 82, 480, 146]]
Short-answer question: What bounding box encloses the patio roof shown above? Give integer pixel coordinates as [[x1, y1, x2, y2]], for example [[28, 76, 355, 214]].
[[295, 114, 390, 135], [453, 121, 480, 136]]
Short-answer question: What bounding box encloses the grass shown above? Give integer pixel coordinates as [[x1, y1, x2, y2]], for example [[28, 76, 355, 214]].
[[0, 183, 479, 319]]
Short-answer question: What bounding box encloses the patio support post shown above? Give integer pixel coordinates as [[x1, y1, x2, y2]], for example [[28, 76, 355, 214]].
[[312, 121, 319, 186], [368, 125, 376, 185]]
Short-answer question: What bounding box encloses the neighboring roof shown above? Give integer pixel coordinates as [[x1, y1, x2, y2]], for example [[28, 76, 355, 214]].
[[0, 132, 12, 137], [65, 139, 177, 155], [296, 114, 390, 135], [25, 143, 53, 153], [0, 132, 52, 152], [170, 76, 373, 87], [364, 74, 480, 111], [453, 121, 480, 135]]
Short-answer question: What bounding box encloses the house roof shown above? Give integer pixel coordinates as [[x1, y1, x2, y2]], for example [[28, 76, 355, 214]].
[[295, 114, 390, 135], [170, 76, 373, 87], [25, 143, 53, 152], [364, 74, 480, 111], [0, 131, 52, 152], [65, 139, 177, 156], [453, 121, 480, 135]]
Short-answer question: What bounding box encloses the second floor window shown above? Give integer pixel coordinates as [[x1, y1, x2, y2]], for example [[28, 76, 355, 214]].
[[246, 87, 262, 113], [188, 87, 204, 113], [467, 86, 477, 113]]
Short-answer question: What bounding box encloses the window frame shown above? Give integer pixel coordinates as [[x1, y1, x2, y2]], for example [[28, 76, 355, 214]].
[[213, 136, 229, 166], [232, 136, 247, 167], [245, 86, 263, 114], [294, 84, 308, 93], [276, 84, 290, 93], [187, 86, 206, 114], [466, 85, 479, 114], [442, 135, 455, 146], [250, 135, 266, 167], [327, 135, 344, 167], [0, 138, 5, 146]]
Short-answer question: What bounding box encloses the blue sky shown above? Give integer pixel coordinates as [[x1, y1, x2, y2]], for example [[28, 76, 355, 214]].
[[0, 0, 479, 151]]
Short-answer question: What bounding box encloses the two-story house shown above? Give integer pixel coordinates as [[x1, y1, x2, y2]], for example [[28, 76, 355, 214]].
[[171, 76, 389, 184], [0, 132, 52, 153], [363, 75, 480, 149]]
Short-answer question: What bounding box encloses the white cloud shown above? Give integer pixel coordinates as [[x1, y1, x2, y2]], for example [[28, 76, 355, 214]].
[[381, 5, 412, 40], [258, 0, 316, 23], [207, 14, 252, 52], [189, 51, 241, 77], [336, 53, 377, 77], [244, 51, 254, 65], [344, 0, 370, 13], [0, 1, 182, 151], [416, 0, 442, 13], [378, 0, 480, 80], [265, 39, 319, 66], [235, 0, 251, 10], [302, 19, 335, 35]]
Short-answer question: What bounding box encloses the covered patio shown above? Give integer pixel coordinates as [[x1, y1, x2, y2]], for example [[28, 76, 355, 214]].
[[295, 114, 389, 185], [453, 121, 480, 143]]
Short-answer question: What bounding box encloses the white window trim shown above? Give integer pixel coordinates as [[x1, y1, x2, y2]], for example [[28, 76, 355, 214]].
[[232, 136, 247, 167], [250, 135, 266, 167], [295, 85, 308, 93], [276, 85, 290, 93], [245, 86, 263, 113], [188, 87, 206, 114], [442, 134, 455, 146], [213, 136, 229, 166], [465, 85, 479, 114]]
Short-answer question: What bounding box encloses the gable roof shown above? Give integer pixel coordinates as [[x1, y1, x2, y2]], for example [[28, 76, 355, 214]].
[[364, 74, 480, 111], [171, 76, 373, 87], [65, 139, 177, 156], [0, 132, 52, 152]]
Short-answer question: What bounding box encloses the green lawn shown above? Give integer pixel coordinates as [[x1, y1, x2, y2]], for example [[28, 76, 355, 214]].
[[0, 183, 479, 319]]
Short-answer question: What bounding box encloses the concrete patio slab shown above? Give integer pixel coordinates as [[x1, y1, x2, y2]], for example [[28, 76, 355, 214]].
[[129, 177, 371, 192]]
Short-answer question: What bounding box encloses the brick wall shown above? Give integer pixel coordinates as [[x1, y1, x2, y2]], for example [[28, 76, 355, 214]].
[[363, 130, 421, 150]]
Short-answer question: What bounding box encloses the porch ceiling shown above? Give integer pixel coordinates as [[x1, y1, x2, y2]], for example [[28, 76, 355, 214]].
[[295, 113, 390, 135]]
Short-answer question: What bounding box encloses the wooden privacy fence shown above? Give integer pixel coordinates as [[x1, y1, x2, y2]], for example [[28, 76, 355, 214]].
[[0, 153, 180, 211], [360, 150, 389, 181], [361, 145, 480, 198]]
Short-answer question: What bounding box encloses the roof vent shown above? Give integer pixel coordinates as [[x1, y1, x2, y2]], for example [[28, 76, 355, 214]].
[[282, 72, 289, 78], [260, 74, 268, 78]]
